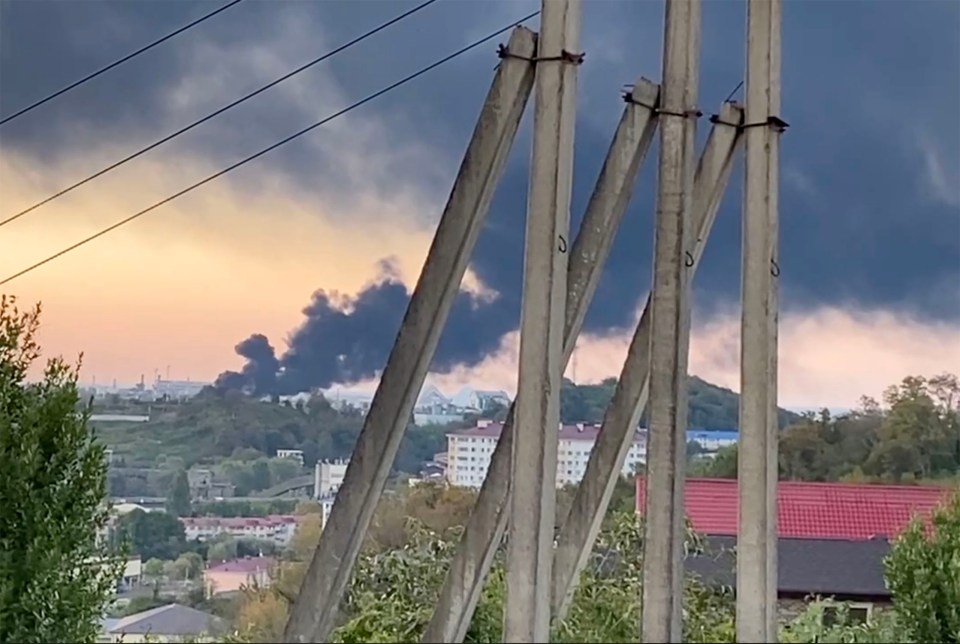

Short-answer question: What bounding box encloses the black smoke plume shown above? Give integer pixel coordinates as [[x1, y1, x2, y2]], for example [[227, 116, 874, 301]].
[[217, 261, 518, 395]]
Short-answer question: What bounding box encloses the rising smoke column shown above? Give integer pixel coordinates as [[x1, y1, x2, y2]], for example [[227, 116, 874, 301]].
[[218, 262, 518, 395]]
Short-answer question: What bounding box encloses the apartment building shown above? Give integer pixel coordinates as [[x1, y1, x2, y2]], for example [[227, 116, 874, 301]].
[[446, 420, 647, 489], [180, 515, 299, 546]]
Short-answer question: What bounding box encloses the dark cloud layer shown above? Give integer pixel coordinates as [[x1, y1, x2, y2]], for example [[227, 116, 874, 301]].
[[2, 0, 957, 392]]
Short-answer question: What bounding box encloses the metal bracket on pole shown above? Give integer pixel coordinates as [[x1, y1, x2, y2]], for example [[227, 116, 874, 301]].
[[281, 26, 538, 644], [422, 77, 661, 644], [551, 101, 744, 624]]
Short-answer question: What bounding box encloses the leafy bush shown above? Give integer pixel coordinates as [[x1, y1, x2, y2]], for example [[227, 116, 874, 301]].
[[883, 492, 960, 642], [0, 298, 123, 643]]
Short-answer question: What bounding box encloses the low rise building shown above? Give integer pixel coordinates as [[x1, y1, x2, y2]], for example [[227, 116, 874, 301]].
[[187, 468, 235, 500], [446, 420, 647, 489], [276, 448, 305, 466], [204, 557, 275, 595], [639, 477, 956, 623], [180, 515, 299, 545], [99, 603, 223, 642]]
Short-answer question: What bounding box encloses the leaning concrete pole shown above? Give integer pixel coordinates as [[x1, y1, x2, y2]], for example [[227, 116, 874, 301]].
[[737, 0, 784, 641], [641, 0, 701, 640], [504, 0, 582, 640], [422, 79, 659, 644], [281, 27, 537, 644], [552, 101, 743, 623]]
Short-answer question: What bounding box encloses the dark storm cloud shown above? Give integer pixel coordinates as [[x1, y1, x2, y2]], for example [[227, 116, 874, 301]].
[[2, 0, 958, 392]]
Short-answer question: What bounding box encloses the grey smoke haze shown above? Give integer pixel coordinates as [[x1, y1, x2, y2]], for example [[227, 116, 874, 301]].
[[2, 0, 957, 393]]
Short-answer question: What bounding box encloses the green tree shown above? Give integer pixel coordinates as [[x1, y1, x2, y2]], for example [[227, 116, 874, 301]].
[[883, 492, 960, 642], [0, 297, 122, 643], [167, 468, 192, 517], [115, 509, 188, 560], [143, 557, 165, 578], [176, 551, 205, 580], [208, 537, 239, 564]]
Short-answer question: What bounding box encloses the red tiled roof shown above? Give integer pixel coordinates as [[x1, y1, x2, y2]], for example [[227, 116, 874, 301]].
[[206, 556, 275, 574], [635, 477, 956, 540]]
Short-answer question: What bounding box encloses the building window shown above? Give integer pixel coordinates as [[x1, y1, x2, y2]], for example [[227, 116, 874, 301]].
[[822, 602, 873, 628]]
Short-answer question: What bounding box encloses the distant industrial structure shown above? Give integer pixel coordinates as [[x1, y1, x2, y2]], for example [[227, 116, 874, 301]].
[[82, 375, 210, 402], [414, 384, 511, 425]]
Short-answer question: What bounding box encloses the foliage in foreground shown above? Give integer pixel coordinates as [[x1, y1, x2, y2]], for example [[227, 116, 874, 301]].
[[0, 297, 122, 643], [883, 491, 960, 643], [227, 484, 960, 644], [230, 509, 735, 643]]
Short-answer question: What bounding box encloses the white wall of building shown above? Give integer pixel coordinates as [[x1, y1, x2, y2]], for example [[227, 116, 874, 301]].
[[180, 516, 299, 546], [314, 459, 348, 498], [446, 421, 646, 489]]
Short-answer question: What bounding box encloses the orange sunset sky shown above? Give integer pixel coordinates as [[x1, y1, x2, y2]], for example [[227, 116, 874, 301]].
[[3, 140, 957, 410], [2, 0, 958, 411]]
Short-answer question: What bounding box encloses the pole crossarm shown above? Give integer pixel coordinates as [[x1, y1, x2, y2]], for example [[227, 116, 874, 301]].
[[551, 101, 744, 623], [422, 77, 661, 644], [282, 26, 538, 643]]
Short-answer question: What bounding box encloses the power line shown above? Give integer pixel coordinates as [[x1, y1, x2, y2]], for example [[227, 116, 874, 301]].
[[0, 11, 540, 287], [0, 0, 246, 126], [0, 0, 441, 229]]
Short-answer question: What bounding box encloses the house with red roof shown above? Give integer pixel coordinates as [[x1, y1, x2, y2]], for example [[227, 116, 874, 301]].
[[636, 476, 956, 623], [636, 477, 952, 540], [204, 556, 275, 595]]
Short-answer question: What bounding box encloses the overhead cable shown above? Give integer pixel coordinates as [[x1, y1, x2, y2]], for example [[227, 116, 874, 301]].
[[0, 11, 540, 286], [0, 0, 441, 229], [0, 0, 246, 126]]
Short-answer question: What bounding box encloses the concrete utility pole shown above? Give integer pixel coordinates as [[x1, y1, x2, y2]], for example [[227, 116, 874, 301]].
[[641, 0, 701, 640], [505, 0, 582, 640], [738, 0, 783, 640], [422, 78, 659, 644], [552, 101, 743, 623], [281, 27, 537, 643]]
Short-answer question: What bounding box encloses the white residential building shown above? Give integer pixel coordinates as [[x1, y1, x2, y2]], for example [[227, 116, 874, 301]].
[[180, 515, 300, 546], [276, 449, 305, 466], [318, 495, 335, 529], [314, 459, 348, 498], [446, 420, 647, 489]]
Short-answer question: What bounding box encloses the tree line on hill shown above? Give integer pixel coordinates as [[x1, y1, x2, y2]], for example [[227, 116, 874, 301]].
[[100, 372, 793, 483], [693, 372, 960, 484]]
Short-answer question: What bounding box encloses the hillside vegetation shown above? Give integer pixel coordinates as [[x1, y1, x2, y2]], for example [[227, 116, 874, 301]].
[[559, 375, 799, 429], [694, 373, 960, 484], [94, 375, 798, 473]]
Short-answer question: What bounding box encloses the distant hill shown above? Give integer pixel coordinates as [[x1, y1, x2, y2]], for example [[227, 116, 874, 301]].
[[560, 376, 800, 429], [93, 376, 800, 471], [92, 389, 443, 474]]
